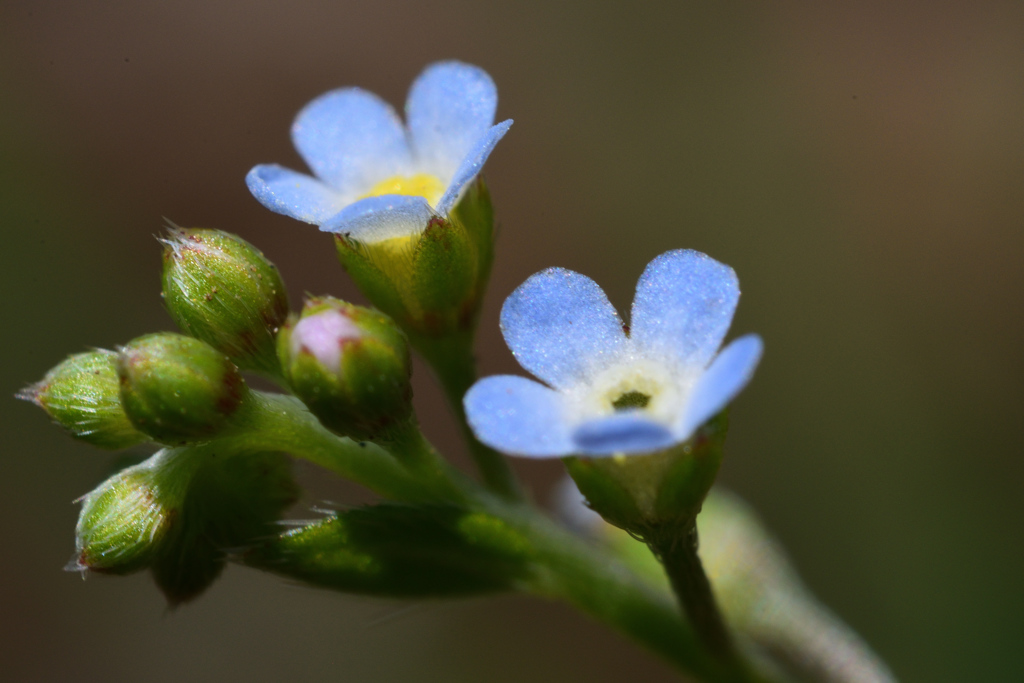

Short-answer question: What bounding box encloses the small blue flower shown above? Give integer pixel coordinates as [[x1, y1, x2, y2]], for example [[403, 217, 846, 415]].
[[246, 61, 512, 242], [465, 250, 763, 457]]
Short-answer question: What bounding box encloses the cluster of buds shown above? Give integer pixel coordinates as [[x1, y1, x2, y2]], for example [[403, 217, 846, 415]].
[[24, 224, 417, 603], [22, 331, 250, 450]]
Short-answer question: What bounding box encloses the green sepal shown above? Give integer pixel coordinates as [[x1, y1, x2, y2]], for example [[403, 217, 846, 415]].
[[20, 350, 150, 450], [161, 226, 289, 378], [331, 178, 496, 340], [242, 504, 534, 597], [277, 297, 412, 439], [653, 412, 728, 525], [449, 177, 495, 300], [563, 456, 646, 532], [333, 236, 409, 326], [410, 216, 479, 333], [451, 178, 494, 257], [565, 412, 729, 538], [117, 332, 249, 444]]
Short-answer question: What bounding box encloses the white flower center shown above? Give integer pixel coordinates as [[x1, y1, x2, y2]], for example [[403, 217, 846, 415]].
[[565, 356, 696, 427]]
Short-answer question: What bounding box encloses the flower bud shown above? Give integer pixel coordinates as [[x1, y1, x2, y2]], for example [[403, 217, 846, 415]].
[[117, 333, 248, 443], [74, 466, 177, 574], [277, 297, 412, 439], [161, 226, 289, 377], [333, 179, 494, 341], [19, 350, 149, 450]]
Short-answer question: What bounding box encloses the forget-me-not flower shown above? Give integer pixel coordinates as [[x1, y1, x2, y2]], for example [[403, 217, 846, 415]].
[[246, 61, 512, 242], [465, 250, 763, 457]]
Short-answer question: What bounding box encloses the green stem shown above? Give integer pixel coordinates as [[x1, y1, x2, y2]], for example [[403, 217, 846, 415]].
[[472, 494, 781, 683], [227, 391, 453, 503], [411, 331, 521, 499], [217, 406, 782, 683], [211, 388, 779, 681], [376, 417, 473, 504], [649, 523, 748, 682]]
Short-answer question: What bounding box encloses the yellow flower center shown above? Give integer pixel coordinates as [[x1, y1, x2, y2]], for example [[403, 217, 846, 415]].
[[360, 173, 446, 208]]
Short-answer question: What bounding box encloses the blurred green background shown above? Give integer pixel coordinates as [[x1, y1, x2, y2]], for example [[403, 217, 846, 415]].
[[2, 1, 1022, 681]]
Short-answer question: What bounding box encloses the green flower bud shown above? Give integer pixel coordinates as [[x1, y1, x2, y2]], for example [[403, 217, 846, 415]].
[[334, 179, 494, 341], [277, 297, 412, 439], [161, 226, 289, 377], [19, 350, 150, 449], [74, 466, 178, 574], [117, 333, 248, 443]]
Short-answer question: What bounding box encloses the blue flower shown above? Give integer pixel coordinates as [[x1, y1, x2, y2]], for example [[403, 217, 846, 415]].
[[465, 250, 763, 457], [246, 61, 512, 242]]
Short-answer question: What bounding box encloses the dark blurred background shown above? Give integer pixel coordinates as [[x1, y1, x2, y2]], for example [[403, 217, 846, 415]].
[[2, 1, 1022, 681]]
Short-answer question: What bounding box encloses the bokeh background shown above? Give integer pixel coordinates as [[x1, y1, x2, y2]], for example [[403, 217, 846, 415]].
[[2, 1, 1022, 681]]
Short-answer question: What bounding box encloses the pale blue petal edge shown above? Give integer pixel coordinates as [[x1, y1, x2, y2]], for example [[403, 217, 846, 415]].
[[291, 87, 412, 195], [464, 375, 574, 458], [435, 120, 513, 215], [573, 413, 677, 456], [319, 194, 434, 242], [676, 334, 763, 441], [552, 476, 604, 533], [630, 249, 740, 370], [246, 164, 346, 224], [406, 61, 498, 180], [500, 268, 628, 391]]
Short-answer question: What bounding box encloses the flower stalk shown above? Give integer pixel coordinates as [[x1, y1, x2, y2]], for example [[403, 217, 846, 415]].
[[413, 330, 522, 500], [648, 523, 745, 679]]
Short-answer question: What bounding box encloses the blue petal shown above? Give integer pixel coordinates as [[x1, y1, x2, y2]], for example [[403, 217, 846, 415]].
[[464, 375, 574, 458], [630, 250, 740, 369], [676, 334, 763, 441], [435, 120, 513, 215], [406, 61, 498, 180], [501, 268, 628, 390], [246, 164, 346, 224], [552, 476, 604, 533], [573, 413, 676, 456], [319, 194, 434, 242], [291, 88, 412, 195]]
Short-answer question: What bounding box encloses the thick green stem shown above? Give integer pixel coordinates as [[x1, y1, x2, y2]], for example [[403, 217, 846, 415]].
[[411, 331, 521, 499]]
